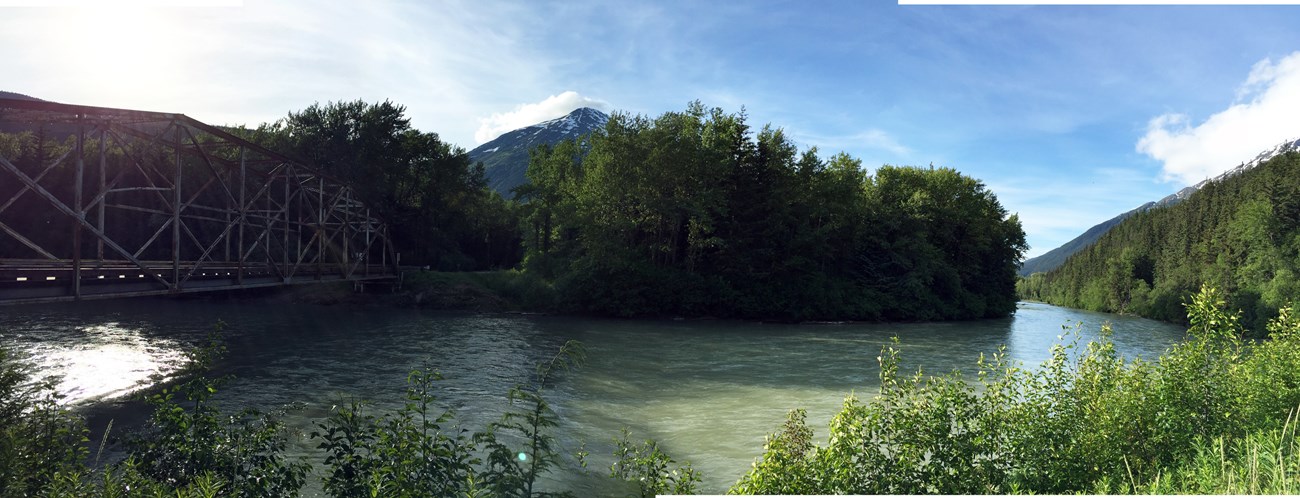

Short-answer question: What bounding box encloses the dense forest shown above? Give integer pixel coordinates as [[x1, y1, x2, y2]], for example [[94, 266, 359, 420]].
[[1017, 151, 1300, 333], [518, 102, 1026, 320]]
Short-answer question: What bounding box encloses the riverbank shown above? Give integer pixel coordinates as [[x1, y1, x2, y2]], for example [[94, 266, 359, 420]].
[[188, 270, 554, 313]]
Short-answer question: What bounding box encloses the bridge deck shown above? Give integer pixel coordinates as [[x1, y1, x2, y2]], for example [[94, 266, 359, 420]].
[[0, 260, 397, 305]]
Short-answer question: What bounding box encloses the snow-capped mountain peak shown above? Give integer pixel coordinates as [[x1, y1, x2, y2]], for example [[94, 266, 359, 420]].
[[533, 107, 608, 133], [469, 107, 610, 195]]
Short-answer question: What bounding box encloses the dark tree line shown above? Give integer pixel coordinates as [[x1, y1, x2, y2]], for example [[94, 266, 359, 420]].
[[1018, 151, 1300, 333], [1, 100, 1029, 320], [518, 102, 1026, 320], [238, 100, 522, 270]]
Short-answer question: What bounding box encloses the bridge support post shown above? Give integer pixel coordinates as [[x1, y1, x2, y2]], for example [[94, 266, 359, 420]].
[[343, 190, 351, 279], [283, 169, 290, 283], [237, 148, 246, 286], [317, 176, 324, 280], [72, 118, 84, 299], [96, 125, 106, 264], [172, 125, 182, 292]]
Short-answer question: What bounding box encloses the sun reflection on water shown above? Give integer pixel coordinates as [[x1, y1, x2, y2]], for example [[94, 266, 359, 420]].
[[28, 323, 188, 404]]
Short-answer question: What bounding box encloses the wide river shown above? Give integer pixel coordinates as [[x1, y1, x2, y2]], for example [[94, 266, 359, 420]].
[[0, 298, 1187, 494]]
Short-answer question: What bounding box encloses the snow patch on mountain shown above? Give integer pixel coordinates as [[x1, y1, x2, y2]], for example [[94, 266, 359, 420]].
[[468, 107, 610, 195], [1152, 137, 1300, 207]]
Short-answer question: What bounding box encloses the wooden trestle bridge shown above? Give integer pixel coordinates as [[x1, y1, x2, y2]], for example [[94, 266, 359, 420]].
[[0, 98, 399, 305]]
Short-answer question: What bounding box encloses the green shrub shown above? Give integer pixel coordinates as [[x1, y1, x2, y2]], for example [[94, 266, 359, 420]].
[[733, 284, 1300, 495], [609, 429, 700, 497], [312, 370, 478, 497], [127, 330, 309, 497], [0, 346, 88, 498], [474, 340, 587, 497]]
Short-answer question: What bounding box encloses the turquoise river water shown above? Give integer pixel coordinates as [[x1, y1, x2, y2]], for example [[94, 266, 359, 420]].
[[0, 298, 1187, 494]]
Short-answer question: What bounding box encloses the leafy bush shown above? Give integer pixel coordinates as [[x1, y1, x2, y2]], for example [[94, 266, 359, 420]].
[[1117, 412, 1300, 494], [126, 330, 310, 497], [312, 370, 478, 497], [474, 340, 587, 497], [733, 284, 1300, 494], [608, 429, 700, 497], [0, 346, 88, 497], [312, 339, 623, 497]]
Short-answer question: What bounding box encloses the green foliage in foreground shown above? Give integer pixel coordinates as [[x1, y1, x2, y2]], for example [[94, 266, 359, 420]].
[[733, 284, 1300, 494], [126, 331, 309, 497], [610, 429, 702, 497], [0, 347, 87, 497]]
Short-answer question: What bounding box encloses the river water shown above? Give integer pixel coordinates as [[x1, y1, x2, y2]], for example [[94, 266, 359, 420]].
[[0, 298, 1187, 494]]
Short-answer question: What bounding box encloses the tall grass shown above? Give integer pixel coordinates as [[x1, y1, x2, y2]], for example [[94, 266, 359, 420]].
[[1107, 409, 1300, 494]]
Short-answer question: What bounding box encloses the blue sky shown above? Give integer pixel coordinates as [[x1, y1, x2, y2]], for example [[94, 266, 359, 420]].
[[4, 1, 1300, 257]]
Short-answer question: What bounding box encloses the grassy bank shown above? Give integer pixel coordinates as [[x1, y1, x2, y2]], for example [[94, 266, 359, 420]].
[[398, 269, 556, 312], [209, 270, 558, 313]]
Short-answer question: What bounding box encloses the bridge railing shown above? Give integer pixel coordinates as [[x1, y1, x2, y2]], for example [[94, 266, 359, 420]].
[[0, 98, 398, 304]]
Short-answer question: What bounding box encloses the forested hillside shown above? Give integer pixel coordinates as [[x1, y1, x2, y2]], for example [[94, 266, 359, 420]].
[[1018, 151, 1300, 333], [519, 103, 1027, 321], [1018, 201, 1152, 276]]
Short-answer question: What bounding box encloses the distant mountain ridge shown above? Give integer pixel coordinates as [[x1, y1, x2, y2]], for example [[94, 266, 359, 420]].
[[469, 107, 609, 196], [1019, 137, 1300, 276], [0, 91, 44, 102]]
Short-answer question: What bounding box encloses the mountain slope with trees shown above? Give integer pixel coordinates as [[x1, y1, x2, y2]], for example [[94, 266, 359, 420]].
[[1020, 138, 1300, 276], [468, 107, 609, 197], [1019, 207, 1145, 276], [1018, 149, 1300, 333]]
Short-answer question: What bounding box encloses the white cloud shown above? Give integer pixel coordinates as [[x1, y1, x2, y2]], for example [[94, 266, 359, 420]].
[[475, 91, 611, 144], [1138, 51, 1300, 186]]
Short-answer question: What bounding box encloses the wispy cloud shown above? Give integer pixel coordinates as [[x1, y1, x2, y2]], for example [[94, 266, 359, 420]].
[[854, 129, 912, 157], [474, 91, 612, 144], [988, 165, 1166, 258], [789, 128, 912, 163], [1137, 51, 1300, 186]]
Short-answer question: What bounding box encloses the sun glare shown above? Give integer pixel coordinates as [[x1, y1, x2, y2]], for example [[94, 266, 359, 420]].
[[37, 322, 187, 404], [50, 6, 185, 108]]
